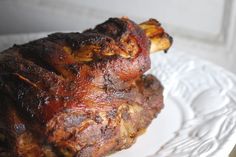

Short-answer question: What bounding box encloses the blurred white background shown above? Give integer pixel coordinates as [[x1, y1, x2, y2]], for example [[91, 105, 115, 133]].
[[0, 0, 236, 73]]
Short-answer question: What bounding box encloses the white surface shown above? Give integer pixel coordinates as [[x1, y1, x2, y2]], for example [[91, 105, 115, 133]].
[[0, 33, 235, 157], [0, 0, 227, 37], [78, 0, 225, 36]]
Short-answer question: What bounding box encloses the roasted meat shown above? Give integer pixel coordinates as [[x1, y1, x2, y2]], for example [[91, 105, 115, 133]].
[[0, 17, 172, 157]]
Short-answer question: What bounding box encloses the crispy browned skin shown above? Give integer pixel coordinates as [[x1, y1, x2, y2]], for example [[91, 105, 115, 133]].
[[0, 17, 172, 157]]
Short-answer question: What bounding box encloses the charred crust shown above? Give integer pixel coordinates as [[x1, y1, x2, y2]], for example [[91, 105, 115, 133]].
[[91, 18, 128, 41], [66, 64, 80, 74]]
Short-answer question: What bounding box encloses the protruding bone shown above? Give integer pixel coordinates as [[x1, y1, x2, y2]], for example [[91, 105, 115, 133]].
[[139, 19, 173, 53]]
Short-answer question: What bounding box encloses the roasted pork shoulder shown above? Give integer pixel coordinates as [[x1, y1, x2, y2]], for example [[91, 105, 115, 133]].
[[0, 17, 172, 157]]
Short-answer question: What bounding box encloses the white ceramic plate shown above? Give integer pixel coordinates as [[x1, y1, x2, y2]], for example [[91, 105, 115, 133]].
[[0, 34, 236, 157]]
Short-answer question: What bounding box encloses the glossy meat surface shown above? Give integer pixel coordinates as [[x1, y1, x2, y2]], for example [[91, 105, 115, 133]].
[[0, 17, 172, 157]]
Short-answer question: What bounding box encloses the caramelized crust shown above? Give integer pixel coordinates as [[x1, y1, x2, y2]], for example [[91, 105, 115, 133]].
[[0, 17, 172, 157]]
